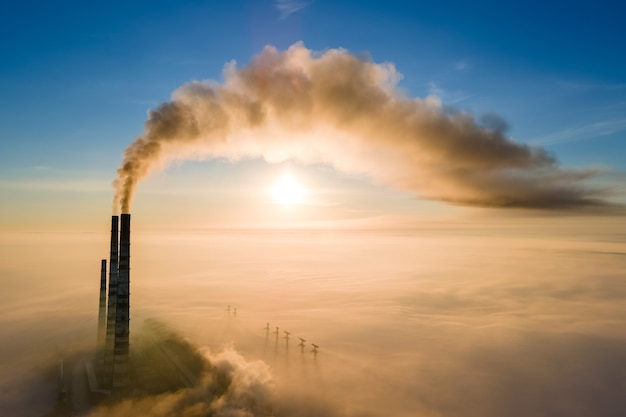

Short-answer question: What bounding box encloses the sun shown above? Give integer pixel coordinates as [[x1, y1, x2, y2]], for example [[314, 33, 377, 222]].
[[271, 173, 305, 205]]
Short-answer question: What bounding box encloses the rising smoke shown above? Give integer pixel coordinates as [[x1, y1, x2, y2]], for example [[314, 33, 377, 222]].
[[88, 347, 276, 417], [113, 42, 608, 213]]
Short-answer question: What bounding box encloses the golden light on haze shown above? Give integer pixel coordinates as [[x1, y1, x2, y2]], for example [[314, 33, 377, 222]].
[[2, 219, 626, 416], [0, 159, 449, 232]]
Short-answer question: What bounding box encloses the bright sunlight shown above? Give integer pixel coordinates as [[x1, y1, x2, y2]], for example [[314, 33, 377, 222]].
[[271, 173, 305, 205]]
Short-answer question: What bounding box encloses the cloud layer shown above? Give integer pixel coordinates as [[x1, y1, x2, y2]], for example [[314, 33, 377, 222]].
[[2, 225, 626, 416], [114, 43, 609, 213]]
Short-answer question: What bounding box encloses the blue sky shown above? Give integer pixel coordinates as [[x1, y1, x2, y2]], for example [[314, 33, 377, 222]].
[[1, 0, 625, 227]]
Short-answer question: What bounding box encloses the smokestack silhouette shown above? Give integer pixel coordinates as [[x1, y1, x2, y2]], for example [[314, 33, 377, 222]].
[[113, 213, 131, 393], [103, 216, 118, 387], [96, 259, 107, 366]]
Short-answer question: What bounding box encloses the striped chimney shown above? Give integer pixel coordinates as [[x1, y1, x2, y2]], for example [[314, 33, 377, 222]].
[[96, 259, 107, 367], [113, 213, 131, 392], [102, 216, 118, 387]]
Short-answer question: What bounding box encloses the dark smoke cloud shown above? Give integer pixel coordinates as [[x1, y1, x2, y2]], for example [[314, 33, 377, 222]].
[[113, 43, 609, 213]]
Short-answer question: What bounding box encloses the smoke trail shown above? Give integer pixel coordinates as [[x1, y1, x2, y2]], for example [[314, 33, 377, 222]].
[[87, 347, 276, 417], [113, 42, 608, 213]]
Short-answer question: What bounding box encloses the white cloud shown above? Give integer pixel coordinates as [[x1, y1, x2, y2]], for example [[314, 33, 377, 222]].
[[274, 0, 312, 19], [427, 80, 472, 105], [454, 60, 468, 71], [530, 118, 626, 146]]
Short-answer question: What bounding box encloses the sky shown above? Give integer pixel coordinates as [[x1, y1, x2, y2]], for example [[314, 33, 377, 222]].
[[1, 2, 626, 417], [1, 0, 625, 229]]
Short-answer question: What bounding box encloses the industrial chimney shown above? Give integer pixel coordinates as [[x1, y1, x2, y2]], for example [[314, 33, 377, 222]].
[[102, 216, 118, 387], [113, 213, 131, 392], [96, 259, 107, 367]]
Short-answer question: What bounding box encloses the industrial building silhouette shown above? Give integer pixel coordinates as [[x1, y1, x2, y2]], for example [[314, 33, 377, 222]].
[[88, 215, 206, 400], [54, 214, 318, 415], [96, 214, 130, 394]]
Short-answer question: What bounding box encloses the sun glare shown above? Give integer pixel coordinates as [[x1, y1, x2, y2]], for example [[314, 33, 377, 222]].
[[271, 173, 305, 205]]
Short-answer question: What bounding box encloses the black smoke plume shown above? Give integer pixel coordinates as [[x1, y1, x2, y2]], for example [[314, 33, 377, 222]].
[[114, 43, 608, 213]]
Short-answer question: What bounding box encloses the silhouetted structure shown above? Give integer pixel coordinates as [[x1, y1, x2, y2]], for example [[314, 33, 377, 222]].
[[113, 213, 131, 393], [96, 259, 107, 366], [103, 215, 119, 387], [98, 214, 131, 393]]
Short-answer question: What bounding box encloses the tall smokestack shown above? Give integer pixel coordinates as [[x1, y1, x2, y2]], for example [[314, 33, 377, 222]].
[[113, 213, 130, 392], [102, 216, 118, 387], [96, 259, 107, 366]]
